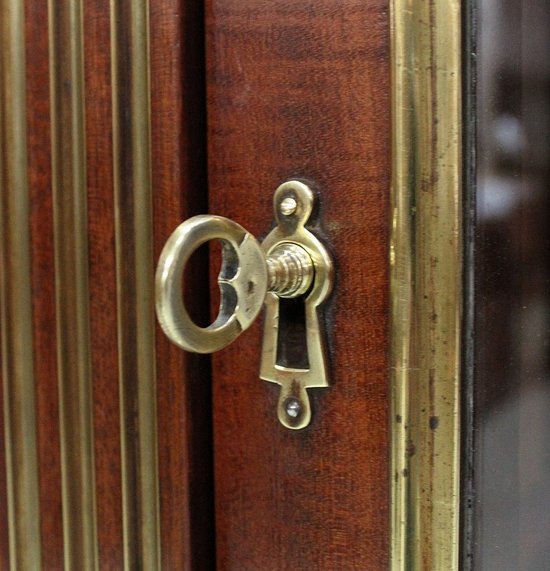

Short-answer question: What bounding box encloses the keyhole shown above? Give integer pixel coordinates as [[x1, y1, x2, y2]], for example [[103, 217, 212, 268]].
[[276, 296, 310, 369]]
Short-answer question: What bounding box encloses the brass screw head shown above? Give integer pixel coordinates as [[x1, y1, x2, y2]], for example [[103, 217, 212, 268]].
[[280, 196, 297, 216]]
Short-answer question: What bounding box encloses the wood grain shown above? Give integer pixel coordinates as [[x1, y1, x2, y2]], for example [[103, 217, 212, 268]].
[[150, 1, 216, 568], [206, 1, 390, 569], [25, 0, 64, 567], [83, 1, 124, 568]]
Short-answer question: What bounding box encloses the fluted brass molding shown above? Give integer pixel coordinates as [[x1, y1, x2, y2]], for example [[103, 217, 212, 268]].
[[110, 0, 161, 568], [0, 1, 43, 568], [390, 1, 462, 570], [48, 0, 99, 568]]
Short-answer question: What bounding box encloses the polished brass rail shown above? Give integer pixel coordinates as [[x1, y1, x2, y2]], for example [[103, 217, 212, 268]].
[[390, 1, 462, 569], [110, 0, 161, 567], [49, 0, 99, 568], [0, 0, 43, 568]]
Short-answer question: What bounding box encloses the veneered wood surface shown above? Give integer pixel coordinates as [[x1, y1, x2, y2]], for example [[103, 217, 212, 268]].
[[206, 1, 390, 569], [25, 0, 64, 567], [83, 1, 124, 567]]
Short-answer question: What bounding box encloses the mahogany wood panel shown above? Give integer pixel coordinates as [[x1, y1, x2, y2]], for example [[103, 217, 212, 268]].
[[206, 1, 390, 569], [25, 0, 63, 567], [150, 0, 216, 569], [83, 0, 123, 568]]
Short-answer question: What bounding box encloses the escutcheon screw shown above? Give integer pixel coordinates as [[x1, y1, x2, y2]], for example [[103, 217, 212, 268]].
[[280, 196, 297, 216], [285, 398, 302, 419]]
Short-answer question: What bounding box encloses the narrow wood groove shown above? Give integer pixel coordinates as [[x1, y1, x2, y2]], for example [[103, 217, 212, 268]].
[[26, 0, 64, 566], [83, 0, 124, 567]]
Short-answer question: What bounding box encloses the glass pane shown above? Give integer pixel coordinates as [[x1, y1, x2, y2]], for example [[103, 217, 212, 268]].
[[473, 1, 550, 569]]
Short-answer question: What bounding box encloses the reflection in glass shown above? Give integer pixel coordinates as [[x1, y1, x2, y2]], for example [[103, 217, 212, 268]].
[[474, 1, 550, 569]]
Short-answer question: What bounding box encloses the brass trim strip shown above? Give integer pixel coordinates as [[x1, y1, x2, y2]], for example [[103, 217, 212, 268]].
[[390, 1, 462, 570], [48, 0, 99, 568], [110, 0, 160, 567], [0, 1, 43, 568]]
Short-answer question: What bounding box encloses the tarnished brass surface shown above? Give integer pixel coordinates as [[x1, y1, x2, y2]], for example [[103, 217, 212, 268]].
[[156, 215, 268, 353], [260, 181, 333, 430], [156, 212, 317, 355], [110, 0, 161, 568], [156, 180, 332, 430], [390, 1, 462, 569], [48, 1, 99, 568], [266, 242, 314, 298], [0, 1, 42, 568]]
